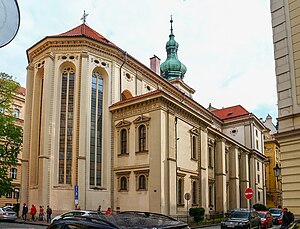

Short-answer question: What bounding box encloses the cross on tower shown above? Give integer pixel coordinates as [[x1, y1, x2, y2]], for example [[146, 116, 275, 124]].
[[81, 10, 89, 24]]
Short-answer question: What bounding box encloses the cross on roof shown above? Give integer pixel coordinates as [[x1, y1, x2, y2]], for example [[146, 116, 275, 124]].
[[81, 10, 89, 24]]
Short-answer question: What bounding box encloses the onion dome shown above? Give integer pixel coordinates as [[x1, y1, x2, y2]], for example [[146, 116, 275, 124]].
[[160, 16, 187, 80]]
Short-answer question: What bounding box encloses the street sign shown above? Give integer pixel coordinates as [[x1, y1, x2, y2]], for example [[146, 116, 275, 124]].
[[184, 193, 191, 201], [244, 188, 253, 200], [75, 185, 79, 205]]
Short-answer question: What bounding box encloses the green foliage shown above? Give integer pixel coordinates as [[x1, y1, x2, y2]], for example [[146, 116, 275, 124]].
[[253, 203, 267, 211], [189, 207, 205, 223], [0, 72, 22, 195]]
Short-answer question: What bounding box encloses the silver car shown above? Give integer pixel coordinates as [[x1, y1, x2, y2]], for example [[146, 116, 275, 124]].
[[0, 207, 17, 221], [51, 210, 98, 223]]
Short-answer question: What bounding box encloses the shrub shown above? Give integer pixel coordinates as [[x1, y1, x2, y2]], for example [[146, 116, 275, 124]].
[[253, 203, 267, 211], [189, 207, 205, 222]]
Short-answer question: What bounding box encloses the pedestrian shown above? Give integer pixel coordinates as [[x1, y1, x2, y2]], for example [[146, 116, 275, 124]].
[[46, 205, 52, 223], [30, 205, 37, 221], [39, 205, 45, 221], [105, 207, 111, 215], [280, 207, 289, 229], [97, 205, 102, 214], [22, 203, 28, 221]]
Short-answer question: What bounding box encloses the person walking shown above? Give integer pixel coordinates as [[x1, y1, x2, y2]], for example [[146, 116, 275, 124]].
[[105, 207, 111, 215], [22, 203, 28, 221], [280, 207, 289, 229], [97, 205, 102, 214], [46, 205, 52, 223], [30, 205, 37, 221], [39, 206, 45, 221]]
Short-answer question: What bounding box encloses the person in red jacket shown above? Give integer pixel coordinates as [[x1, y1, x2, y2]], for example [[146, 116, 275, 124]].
[[30, 205, 37, 221], [105, 207, 111, 215]]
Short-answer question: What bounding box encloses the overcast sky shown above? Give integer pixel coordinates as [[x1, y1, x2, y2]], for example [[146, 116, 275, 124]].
[[0, 0, 277, 122]]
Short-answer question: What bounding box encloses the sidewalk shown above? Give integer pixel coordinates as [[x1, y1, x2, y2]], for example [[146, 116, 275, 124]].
[[15, 218, 50, 227]]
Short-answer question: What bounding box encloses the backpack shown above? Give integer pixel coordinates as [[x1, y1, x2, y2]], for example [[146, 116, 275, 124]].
[[48, 208, 52, 214], [287, 211, 294, 224]]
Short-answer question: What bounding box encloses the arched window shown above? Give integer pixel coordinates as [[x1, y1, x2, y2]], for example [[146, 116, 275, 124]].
[[13, 108, 20, 118], [120, 176, 128, 191], [138, 175, 146, 190], [138, 125, 146, 152], [192, 136, 197, 159], [59, 67, 75, 184], [178, 178, 183, 205], [192, 181, 197, 205], [120, 129, 127, 154], [10, 168, 17, 179], [90, 71, 103, 187]]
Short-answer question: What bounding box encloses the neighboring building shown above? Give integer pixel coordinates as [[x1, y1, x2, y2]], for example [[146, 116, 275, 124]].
[[0, 87, 25, 208], [21, 18, 266, 216], [270, 0, 300, 215], [209, 105, 267, 208], [263, 114, 282, 208]]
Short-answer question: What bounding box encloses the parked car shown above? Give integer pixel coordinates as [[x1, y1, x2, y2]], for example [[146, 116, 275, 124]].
[[269, 208, 282, 225], [257, 211, 273, 228], [48, 211, 189, 229], [50, 210, 98, 223], [0, 207, 17, 221], [221, 208, 261, 229]]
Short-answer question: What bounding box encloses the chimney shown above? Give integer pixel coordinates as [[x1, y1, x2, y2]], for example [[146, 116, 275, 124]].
[[150, 55, 160, 75]]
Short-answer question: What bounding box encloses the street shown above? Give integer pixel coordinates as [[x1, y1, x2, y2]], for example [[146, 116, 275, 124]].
[[194, 225, 281, 229], [0, 222, 47, 228]]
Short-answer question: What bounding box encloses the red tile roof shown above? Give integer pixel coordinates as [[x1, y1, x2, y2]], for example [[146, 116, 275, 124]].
[[212, 105, 250, 120], [17, 87, 26, 95], [56, 24, 117, 47], [110, 90, 161, 108]]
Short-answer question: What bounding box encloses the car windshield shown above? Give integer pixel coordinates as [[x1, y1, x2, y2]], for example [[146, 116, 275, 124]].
[[269, 209, 281, 214], [230, 211, 250, 219], [258, 213, 266, 218]]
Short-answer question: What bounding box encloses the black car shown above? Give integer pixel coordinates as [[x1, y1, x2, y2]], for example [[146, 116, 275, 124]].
[[221, 208, 261, 229], [47, 211, 189, 229], [269, 208, 282, 225]]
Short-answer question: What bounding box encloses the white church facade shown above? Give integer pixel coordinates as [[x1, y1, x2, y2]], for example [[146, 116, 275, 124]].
[[21, 18, 267, 216]]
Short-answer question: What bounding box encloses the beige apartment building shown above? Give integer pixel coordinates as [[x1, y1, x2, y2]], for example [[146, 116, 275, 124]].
[[0, 87, 25, 208], [21, 19, 266, 216], [270, 0, 300, 215]]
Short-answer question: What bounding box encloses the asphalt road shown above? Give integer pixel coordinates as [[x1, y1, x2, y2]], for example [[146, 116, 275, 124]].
[[0, 221, 47, 228]]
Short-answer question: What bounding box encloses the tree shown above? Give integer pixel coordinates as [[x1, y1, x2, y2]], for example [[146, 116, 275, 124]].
[[0, 72, 23, 195], [253, 203, 267, 211], [189, 207, 205, 223]]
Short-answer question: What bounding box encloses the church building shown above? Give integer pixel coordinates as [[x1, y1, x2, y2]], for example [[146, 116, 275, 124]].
[[21, 17, 266, 216]]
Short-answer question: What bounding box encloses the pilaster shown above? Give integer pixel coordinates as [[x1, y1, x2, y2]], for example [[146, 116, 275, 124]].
[[240, 151, 250, 208], [229, 146, 240, 209], [215, 138, 226, 213], [200, 126, 209, 212]]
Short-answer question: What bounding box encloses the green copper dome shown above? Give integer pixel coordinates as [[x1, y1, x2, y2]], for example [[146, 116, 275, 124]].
[[160, 16, 187, 81]]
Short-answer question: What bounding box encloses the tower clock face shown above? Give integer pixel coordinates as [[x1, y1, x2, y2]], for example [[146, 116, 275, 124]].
[[230, 128, 238, 136]]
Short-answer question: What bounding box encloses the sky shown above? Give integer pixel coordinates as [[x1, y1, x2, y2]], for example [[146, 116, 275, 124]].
[[0, 0, 278, 122]]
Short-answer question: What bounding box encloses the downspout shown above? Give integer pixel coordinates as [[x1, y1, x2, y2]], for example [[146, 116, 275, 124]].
[[119, 52, 127, 101], [249, 122, 253, 208], [175, 117, 178, 214], [214, 141, 217, 211]]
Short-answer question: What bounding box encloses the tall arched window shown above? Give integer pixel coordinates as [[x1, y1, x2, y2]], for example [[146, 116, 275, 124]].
[[120, 176, 128, 191], [138, 175, 146, 190], [59, 67, 74, 184], [192, 181, 197, 205], [120, 129, 127, 154], [90, 71, 103, 187], [138, 125, 146, 151]]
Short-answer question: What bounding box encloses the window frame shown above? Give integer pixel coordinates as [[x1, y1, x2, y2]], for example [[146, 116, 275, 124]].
[[133, 116, 150, 154], [10, 168, 17, 179], [115, 120, 131, 156], [134, 170, 149, 191]]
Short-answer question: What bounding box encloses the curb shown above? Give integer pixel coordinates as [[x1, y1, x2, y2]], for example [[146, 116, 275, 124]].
[[15, 219, 50, 226]]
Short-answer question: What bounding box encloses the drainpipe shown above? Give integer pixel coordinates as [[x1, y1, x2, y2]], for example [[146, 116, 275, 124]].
[[175, 117, 178, 214], [119, 51, 127, 101], [214, 141, 217, 211]]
